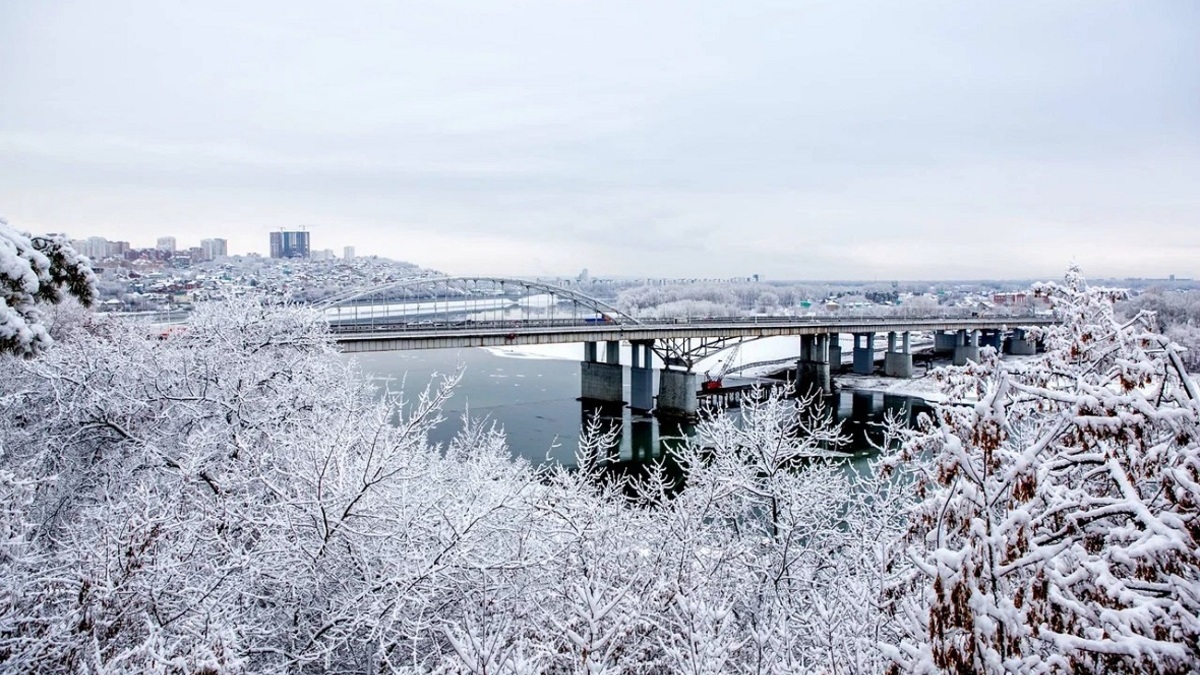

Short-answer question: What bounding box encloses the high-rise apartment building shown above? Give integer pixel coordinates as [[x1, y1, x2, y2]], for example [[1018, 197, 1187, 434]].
[[70, 237, 131, 261], [269, 230, 310, 259], [85, 237, 109, 259], [343, 246, 355, 261], [72, 237, 102, 260], [200, 238, 228, 260], [156, 236, 177, 252]]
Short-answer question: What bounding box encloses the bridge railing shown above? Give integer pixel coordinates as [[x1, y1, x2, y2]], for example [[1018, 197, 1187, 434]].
[[327, 317, 621, 334], [327, 313, 1056, 335]]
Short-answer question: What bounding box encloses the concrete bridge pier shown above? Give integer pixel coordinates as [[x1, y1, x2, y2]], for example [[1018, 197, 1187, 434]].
[[852, 332, 876, 375], [581, 340, 624, 404], [1008, 328, 1036, 355], [657, 369, 698, 420], [980, 329, 1003, 351], [796, 333, 832, 396], [827, 333, 843, 372], [629, 340, 655, 414], [884, 331, 914, 378], [933, 330, 958, 356], [953, 330, 981, 366]]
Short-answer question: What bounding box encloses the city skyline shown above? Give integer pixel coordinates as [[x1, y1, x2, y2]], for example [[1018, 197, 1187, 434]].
[[64, 229, 343, 261], [53, 227, 1200, 284]]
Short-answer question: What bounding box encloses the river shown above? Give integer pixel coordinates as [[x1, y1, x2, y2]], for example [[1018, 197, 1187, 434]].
[[346, 340, 931, 469]]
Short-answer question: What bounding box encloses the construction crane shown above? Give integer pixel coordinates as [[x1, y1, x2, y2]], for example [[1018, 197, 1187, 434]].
[[702, 342, 743, 391]]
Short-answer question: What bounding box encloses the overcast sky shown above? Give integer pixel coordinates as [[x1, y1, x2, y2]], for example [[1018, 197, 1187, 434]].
[[1, 1, 1197, 280]]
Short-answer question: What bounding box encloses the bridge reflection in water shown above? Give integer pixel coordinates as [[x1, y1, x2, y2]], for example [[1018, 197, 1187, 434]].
[[580, 388, 932, 494], [350, 343, 934, 484]]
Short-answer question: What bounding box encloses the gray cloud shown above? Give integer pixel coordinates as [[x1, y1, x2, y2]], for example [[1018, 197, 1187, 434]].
[[1, 0, 1197, 279]]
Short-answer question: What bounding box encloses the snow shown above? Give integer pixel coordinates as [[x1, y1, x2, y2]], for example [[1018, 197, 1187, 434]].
[[836, 372, 948, 403], [484, 343, 578, 361], [487, 336, 808, 372], [487, 337, 962, 403], [1, 221, 96, 356], [5, 273, 1198, 673]]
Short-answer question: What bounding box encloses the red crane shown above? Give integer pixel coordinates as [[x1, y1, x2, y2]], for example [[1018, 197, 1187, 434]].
[[702, 342, 742, 391]]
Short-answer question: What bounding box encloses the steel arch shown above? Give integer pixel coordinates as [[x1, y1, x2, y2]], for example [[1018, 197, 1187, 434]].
[[652, 336, 764, 371], [318, 276, 642, 325]]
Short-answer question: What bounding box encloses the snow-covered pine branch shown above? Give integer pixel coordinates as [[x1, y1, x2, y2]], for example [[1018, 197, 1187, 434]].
[[0, 218, 98, 356]]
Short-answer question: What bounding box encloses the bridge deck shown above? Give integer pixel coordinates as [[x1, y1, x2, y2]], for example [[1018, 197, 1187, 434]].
[[332, 316, 1053, 353]]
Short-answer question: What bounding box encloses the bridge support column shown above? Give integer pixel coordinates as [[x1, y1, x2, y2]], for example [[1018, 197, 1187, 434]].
[[1008, 328, 1036, 355], [581, 340, 624, 404], [884, 330, 914, 378], [606, 340, 620, 364], [629, 341, 655, 414], [796, 333, 831, 396], [980, 329, 1003, 351], [657, 369, 698, 421], [827, 333, 842, 372], [933, 330, 958, 356], [953, 330, 981, 366], [853, 332, 876, 375]]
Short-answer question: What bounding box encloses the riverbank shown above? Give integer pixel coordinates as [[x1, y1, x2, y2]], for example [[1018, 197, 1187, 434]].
[[833, 371, 948, 403], [487, 340, 955, 403], [829, 353, 1047, 403]]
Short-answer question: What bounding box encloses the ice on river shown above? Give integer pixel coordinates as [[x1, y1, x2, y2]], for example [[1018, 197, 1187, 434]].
[[485, 336, 805, 373]]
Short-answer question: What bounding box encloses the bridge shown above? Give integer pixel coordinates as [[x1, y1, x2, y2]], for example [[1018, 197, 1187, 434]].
[[322, 276, 1054, 419]]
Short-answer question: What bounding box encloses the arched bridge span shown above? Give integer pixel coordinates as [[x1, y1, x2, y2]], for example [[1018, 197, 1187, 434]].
[[320, 276, 771, 365], [320, 276, 641, 326]]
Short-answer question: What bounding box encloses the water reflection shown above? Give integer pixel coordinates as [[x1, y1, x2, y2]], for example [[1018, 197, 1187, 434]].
[[580, 402, 692, 497], [578, 402, 696, 465], [350, 348, 931, 472], [838, 391, 930, 449], [583, 390, 931, 493]]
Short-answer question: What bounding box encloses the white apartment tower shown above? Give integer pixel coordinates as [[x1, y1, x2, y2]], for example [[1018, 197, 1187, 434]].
[[201, 238, 228, 259]]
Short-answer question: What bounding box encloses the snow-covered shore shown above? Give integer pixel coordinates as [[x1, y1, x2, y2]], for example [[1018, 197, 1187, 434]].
[[487, 338, 955, 403], [833, 372, 948, 403]]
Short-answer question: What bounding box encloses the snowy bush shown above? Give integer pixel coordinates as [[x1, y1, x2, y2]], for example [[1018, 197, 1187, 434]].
[[884, 268, 1200, 674]]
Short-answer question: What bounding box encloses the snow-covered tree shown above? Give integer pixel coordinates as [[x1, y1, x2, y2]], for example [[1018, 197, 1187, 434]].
[[0, 297, 497, 671], [1165, 323, 1200, 373], [884, 268, 1200, 674], [2, 294, 919, 672], [1120, 288, 1200, 372], [0, 217, 97, 356], [668, 390, 913, 671]]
